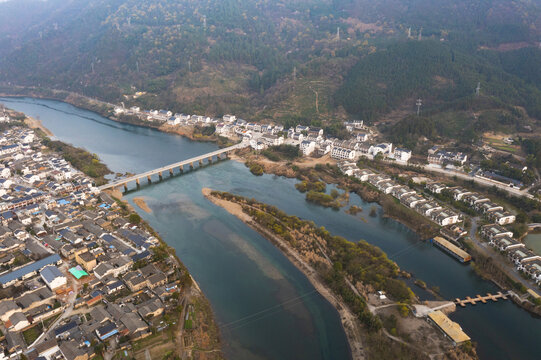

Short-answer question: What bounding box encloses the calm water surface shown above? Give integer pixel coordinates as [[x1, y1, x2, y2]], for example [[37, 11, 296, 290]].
[[2, 97, 540, 360], [524, 233, 541, 256]]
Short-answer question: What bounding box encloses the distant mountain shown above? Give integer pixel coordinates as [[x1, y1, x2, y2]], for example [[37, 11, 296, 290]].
[[1, 0, 541, 138]]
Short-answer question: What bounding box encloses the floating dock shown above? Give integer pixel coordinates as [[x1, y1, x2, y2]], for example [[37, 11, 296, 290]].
[[432, 236, 471, 263], [454, 292, 509, 307]]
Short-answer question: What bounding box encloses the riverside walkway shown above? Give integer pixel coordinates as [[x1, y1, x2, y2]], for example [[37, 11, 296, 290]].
[[99, 143, 245, 192]]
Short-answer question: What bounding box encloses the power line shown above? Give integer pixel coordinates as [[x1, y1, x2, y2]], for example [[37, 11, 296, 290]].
[[219, 235, 429, 331]]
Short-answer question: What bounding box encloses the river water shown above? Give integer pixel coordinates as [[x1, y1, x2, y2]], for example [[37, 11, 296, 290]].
[[2, 97, 540, 360]]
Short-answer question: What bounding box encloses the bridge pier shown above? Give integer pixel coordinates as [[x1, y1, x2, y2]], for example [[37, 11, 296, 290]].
[[97, 144, 242, 193], [123, 183, 128, 192]]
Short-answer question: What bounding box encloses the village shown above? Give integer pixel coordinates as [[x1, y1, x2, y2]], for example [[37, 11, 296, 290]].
[[0, 118, 200, 360], [112, 104, 541, 294], [336, 161, 541, 292]]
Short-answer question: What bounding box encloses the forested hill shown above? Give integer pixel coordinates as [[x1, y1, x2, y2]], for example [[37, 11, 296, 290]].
[[2, 0, 541, 133]]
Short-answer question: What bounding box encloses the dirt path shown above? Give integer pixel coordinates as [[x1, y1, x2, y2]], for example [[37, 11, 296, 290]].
[[202, 188, 365, 359]]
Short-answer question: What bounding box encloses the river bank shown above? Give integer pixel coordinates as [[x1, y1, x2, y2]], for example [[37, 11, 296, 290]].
[[238, 152, 438, 239], [108, 189, 226, 359], [202, 187, 365, 359], [0, 102, 227, 359], [202, 188, 476, 360], [0, 88, 232, 146]]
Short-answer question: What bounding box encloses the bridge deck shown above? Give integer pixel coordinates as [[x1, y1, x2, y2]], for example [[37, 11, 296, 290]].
[[99, 143, 244, 191]]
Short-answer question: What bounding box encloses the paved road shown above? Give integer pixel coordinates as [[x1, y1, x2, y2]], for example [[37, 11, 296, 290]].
[[421, 165, 534, 199], [30, 268, 79, 347]]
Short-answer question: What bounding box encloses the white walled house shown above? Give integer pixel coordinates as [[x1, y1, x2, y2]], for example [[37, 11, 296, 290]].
[[40, 265, 67, 290], [369, 143, 393, 157], [300, 141, 316, 156], [393, 148, 412, 162], [431, 208, 460, 226], [488, 210, 516, 225], [331, 147, 356, 160], [0, 168, 10, 178]]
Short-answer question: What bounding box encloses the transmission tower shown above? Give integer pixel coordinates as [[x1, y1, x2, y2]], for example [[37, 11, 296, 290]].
[[416, 98, 423, 116], [408, 27, 411, 38], [475, 82, 481, 96], [418, 27, 422, 41]]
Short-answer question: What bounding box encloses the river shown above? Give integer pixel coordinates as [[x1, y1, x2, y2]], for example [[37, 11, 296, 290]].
[[2, 97, 540, 360]]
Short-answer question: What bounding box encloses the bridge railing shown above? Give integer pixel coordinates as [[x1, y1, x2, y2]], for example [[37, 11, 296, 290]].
[[99, 143, 244, 190]]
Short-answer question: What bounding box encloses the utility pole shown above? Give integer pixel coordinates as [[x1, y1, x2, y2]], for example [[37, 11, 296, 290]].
[[416, 98, 422, 116]]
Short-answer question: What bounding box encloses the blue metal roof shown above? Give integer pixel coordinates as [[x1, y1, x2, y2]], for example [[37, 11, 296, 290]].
[[0, 254, 61, 286], [40, 265, 64, 283]]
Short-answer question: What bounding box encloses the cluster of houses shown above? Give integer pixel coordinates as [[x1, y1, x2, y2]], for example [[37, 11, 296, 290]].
[[114, 105, 231, 127], [227, 120, 412, 163], [429, 185, 517, 225], [115, 102, 415, 164], [337, 158, 540, 287], [0, 127, 183, 360], [0, 108, 12, 123], [427, 146, 468, 167], [481, 224, 541, 286], [289, 124, 412, 163], [338, 162, 462, 227]]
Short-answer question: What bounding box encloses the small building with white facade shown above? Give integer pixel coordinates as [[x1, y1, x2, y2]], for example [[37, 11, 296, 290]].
[[40, 265, 67, 291]]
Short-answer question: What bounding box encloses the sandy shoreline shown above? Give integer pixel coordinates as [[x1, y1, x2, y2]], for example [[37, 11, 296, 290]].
[[202, 187, 365, 360], [24, 116, 53, 136], [133, 197, 152, 213]]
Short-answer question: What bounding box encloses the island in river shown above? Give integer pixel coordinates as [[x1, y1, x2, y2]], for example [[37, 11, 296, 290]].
[[3, 96, 541, 360], [203, 188, 477, 360]]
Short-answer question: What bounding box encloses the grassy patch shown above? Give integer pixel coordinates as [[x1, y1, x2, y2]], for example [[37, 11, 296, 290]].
[[23, 324, 43, 345]]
